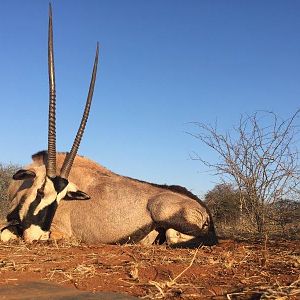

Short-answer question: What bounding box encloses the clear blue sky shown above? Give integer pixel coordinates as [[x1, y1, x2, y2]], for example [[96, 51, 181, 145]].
[[0, 0, 299, 196]]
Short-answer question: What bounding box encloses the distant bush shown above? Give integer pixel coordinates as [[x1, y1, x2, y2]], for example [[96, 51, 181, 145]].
[[205, 183, 240, 225], [267, 200, 300, 237], [0, 163, 19, 222], [205, 183, 246, 238], [205, 183, 300, 240]]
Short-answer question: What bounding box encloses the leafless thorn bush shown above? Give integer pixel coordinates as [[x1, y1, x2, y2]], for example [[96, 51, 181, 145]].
[[189, 110, 300, 236]]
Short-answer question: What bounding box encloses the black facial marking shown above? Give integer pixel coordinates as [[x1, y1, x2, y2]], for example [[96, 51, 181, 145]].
[[41, 200, 58, 231], [50, 176, 69, 193], [7, 203, 22, 223]]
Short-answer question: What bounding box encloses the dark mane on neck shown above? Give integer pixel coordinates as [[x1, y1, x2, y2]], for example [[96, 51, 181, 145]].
[[32, 150, 48, 165], [125, 176, 201, 202]]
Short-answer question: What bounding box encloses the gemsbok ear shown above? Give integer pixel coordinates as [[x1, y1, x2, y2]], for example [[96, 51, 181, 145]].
[[13, 169, 36, 180], [63, 191, 91, 201]]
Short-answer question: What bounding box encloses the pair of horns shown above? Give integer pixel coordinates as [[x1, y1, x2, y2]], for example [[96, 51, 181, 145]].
[[46, 4, 99, 179]]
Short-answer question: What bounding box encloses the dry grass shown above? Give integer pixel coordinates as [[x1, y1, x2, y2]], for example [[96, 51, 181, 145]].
[[227, 279, 300, 299], [0, 238, 299, 299]]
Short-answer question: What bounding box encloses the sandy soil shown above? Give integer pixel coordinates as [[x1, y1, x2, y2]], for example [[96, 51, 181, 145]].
[[0, 238, 299, 299]]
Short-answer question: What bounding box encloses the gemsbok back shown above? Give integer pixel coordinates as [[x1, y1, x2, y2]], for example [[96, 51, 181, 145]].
[[1, 5, 217, 247]]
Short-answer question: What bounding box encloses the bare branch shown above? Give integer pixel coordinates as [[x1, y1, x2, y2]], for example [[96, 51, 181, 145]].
[[189, 110, 300, 234]]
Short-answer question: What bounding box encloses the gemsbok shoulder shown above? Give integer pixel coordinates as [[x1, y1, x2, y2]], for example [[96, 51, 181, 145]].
[[1, 5, 217, 247]]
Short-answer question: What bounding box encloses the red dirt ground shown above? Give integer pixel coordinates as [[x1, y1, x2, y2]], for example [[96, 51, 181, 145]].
[[0, 238, 299, 299]]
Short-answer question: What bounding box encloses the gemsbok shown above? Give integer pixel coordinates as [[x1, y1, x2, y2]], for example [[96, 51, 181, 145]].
[[1, 5, 217, 247]]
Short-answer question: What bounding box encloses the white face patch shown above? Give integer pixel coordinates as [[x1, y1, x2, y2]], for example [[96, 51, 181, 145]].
[[56, 182, 79, 203], [33, 177, 57, 216], [0, 228, 19, 242], [56, 182, 81, 202], [23, 224, 50, 243]]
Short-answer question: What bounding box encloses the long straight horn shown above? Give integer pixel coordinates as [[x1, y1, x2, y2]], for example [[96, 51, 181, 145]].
[[60, 43, 99, 179], [47, 3, 57, 178]]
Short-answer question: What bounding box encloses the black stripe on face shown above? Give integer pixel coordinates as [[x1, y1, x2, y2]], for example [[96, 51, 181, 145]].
[[51, 176, 69, 193], [40, 200, 58, 231]]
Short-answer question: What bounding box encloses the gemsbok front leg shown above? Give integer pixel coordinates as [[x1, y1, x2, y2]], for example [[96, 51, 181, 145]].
[[148, 192, 217, 246]]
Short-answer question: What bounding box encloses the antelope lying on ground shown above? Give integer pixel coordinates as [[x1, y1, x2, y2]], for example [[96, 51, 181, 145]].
[[0, 5, 217, 246]]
